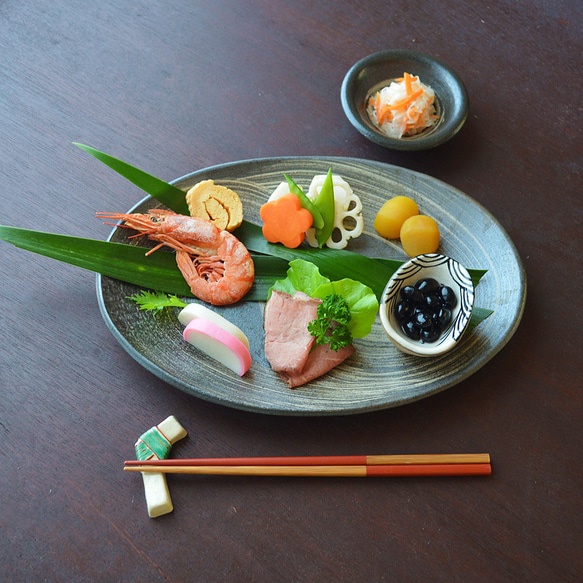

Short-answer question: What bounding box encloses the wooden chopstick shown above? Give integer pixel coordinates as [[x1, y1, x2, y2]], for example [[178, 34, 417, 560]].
[[124, 453, 490, 467], [124, 454, 491, 477], [124, 463, 491, 477]]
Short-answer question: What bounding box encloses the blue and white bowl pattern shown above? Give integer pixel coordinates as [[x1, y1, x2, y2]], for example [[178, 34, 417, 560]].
[[380, 254, 475, 357]]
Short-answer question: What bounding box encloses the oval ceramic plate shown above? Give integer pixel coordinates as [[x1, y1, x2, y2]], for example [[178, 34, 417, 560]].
[[97, 157, 526, 416]]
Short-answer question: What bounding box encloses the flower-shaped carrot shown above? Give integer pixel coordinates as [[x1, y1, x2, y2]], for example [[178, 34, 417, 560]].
[[260, 193, 314, 248]]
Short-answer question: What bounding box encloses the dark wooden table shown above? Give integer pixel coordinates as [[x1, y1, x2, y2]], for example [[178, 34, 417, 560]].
[[1, 1, 581, 581]]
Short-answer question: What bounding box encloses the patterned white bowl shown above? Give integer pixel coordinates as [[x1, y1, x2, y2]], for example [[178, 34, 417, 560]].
[[379, 254, 475, 357]]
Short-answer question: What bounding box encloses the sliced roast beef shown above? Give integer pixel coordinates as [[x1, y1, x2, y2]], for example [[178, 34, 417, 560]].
[[279, 343, 355, 388], [264, 290, 321, 374]]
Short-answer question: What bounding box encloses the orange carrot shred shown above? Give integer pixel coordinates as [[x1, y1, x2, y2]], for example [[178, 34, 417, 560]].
[[391, 87, 423, 110], [406, 106, 420, 124], [404, 72, 413, 95], [377, 102, 393, 124], [370, 73, 437, 136]]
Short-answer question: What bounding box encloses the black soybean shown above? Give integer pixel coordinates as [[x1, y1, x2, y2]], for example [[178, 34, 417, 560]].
[[394, 278, 458, 344], [439, 285, 457, 309], [395, 299, 413, 323], [401, 319, 421, 340], [401, 285, 415, 299], [415, 278, 440, 295], [424, 293, 441, 310], [401, 285, 423, 303], [420, 325, 442, 343], [436, 307, 452, 327], [413, 308, 433, 329]]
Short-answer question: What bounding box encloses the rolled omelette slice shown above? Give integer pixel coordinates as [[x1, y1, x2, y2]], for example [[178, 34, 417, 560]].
[[185, 179, 243, 231]]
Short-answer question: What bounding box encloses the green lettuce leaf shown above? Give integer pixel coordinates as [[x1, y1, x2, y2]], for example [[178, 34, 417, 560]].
[[270, 258, 330, 297], [270, 259, 379, 339]]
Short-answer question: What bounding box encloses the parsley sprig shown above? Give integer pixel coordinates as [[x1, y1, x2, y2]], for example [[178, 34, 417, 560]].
[[127, 290, 187, 313], [307, 294, 353, 351]]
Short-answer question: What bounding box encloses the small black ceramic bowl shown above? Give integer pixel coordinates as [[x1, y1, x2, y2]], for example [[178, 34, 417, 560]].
[[341, 50, 469, 151]]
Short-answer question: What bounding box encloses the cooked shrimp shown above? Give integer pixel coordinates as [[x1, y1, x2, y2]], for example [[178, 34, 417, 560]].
[[97, 209, 254, 305]]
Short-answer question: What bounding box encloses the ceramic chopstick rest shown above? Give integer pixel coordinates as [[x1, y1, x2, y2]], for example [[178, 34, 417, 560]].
[[134, 415, 187, 518]]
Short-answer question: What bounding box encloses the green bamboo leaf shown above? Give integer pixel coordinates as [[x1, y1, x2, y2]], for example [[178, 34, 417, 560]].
[[0, 225, 492, 327], [1, 147, 494, 335], [73, 145, 487, 292], [73, 143, 190, 215], [248, 255, 291, 300], [0, 225, 286, 300], [0, 225, 192, 294], [469, 306, 493, 330], [235, 221, 393, 298], [373, 258, 487, 288], [235, 221, 486, 299]]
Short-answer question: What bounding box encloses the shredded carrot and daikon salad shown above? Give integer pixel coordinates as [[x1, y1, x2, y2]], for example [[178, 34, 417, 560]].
[[367, 72, 439, 139]]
